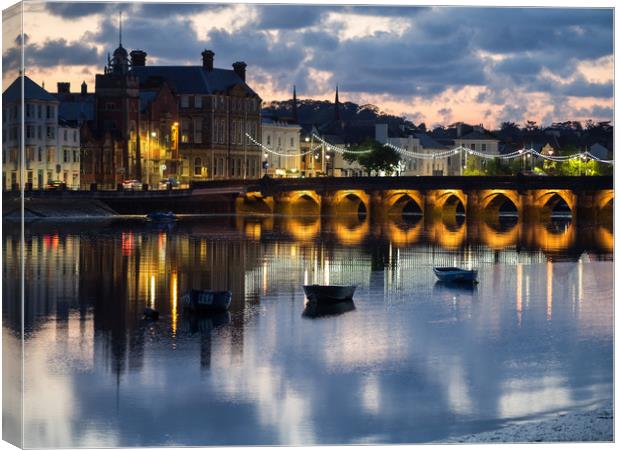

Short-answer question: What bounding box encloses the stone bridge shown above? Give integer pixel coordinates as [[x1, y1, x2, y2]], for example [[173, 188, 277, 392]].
[[7, 176, 612, 221], [232, 176, 613, 222]]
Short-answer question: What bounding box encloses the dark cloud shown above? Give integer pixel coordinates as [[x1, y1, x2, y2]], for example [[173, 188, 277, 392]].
[[255, 6, 329, 30], [45, 2, 111, 18], [575, 104, 613, 118], [559, 77, 613, 98], [3, 35, 100, 71]]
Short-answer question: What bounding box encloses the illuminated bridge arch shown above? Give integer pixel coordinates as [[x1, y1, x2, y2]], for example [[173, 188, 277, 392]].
[[436, 190, 466, 216], [330, 190, 369, 216], [479, 190, 521, 218], [385, 190, 424, 216], [287, 190, 321, 215], [536, 190, 575, 217]]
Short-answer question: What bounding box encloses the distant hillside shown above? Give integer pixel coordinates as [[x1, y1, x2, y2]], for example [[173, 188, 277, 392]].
[[262, 99, 415, 130]]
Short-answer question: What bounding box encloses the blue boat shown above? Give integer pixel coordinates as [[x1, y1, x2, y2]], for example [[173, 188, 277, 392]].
[[433, 267, 478, 283], [181, 289, 232, 313]]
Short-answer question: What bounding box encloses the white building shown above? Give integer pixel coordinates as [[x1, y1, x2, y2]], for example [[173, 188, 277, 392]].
[[2, 76, 80, 190], [375, 124, 454, 175], [454, 127, 500, 174], [58, 119, 81, 188], [261, 117, 302, 177]]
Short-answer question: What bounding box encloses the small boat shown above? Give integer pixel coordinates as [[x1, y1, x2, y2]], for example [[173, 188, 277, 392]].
[[146, 211, 177, 222], [303, 284, 356, 302], [433, 267, 478, 283], [302, 299, 356, 318], [181, 289, 232, 313]]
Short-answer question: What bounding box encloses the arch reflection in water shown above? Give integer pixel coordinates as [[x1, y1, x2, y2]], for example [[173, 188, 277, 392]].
[[280, 215, 321, 240], [302, 299, 356, 319], [386, 215, 424, 247], [331, 214, 370, 246]]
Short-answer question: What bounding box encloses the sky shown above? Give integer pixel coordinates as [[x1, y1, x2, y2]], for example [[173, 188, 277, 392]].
[[2, 1, 614, 128]]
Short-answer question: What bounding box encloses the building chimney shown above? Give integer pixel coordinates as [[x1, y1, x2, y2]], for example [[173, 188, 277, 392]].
[[202, 50, 214, 71], [57, 82, 70, 94], [81, 81, 87, 95], [232, 61, 247, 82], [130, 50, 147, 67]]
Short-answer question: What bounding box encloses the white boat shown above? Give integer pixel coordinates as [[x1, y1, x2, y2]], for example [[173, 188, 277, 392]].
[[433, 267, 478, 283], [303, 284, 356, 302]]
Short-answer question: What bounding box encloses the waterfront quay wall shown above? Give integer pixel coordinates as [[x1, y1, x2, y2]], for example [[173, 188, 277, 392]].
[[2, 176, 613, 221]]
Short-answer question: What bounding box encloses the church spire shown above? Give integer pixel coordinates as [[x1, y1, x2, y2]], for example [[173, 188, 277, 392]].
[[118, 10, 123, 47], [292, 85, 298, 123], [334, 84, 341, 122]]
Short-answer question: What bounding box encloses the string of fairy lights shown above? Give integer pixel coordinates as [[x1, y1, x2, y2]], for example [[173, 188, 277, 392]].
[[247, 133, 613, 165]]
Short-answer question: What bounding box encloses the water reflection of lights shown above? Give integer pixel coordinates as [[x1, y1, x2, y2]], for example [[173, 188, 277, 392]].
[[121, 232, 134, 256], [546, 261, 553, 321], [150, 275, 156, 309], [516, 264, 523, 327], [171, 272, 178, 336]]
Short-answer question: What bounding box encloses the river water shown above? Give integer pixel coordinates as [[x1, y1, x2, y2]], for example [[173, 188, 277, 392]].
[[2, 214, 613, 446]]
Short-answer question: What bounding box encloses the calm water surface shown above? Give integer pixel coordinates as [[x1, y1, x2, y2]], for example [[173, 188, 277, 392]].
[[2, 214, 613, 447]]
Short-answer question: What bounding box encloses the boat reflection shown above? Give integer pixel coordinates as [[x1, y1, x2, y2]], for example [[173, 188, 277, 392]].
[[302, 299, 356, 319], [433, 280, 478, 293], [180, 311, 231, 334]]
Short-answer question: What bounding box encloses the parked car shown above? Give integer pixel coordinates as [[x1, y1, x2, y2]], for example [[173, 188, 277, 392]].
[[158, 178, 179, 189], [46, 180, 64, 190], [122, 179, 143, 191]]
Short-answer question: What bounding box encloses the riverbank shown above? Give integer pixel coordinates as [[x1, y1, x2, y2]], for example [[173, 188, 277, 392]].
[[3, 197, 118, 219], [445, 400, 613, 443]]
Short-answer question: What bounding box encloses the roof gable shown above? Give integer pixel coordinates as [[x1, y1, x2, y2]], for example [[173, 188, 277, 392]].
[[3, 75, 57, 103]]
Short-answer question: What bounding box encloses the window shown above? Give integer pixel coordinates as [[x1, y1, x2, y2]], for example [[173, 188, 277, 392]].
[[37, 104, 42, 119], [47, 127, 55, 139], [194, 157, 201, 176], [26, 104, 32, 118], [231, 158, 236, 176], [64, 149, 69, 163], [73, 130, 77, 142], [181, 119, 190, 143], [38, 147, 43, 162], [277, 137, 281, 148], [231, 121, 237, 144], [181, 95, 189, 108], [37, 126, 42, 139], [195, 96, 202, 108], [481, 143, 487, 152], [266, 135, 271, 146], [106, 102, 115, 111], [73, 150, 78, 162], [46, 106, 55, 119], [470, 143, 475, 151], [193, 118, 202, 143], [290, 137, 294, 148], [64, 129, 68, 141]]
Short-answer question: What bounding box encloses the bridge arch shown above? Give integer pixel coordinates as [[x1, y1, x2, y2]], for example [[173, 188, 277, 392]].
[[236, 192, 273, 214], [288, 190, 321, 215], [384, 190, 424, 217], [437, 191, 466, 217], [479, 190, 521, 217], [328, 190, 370, 216], [532, 189, 576, 218]]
